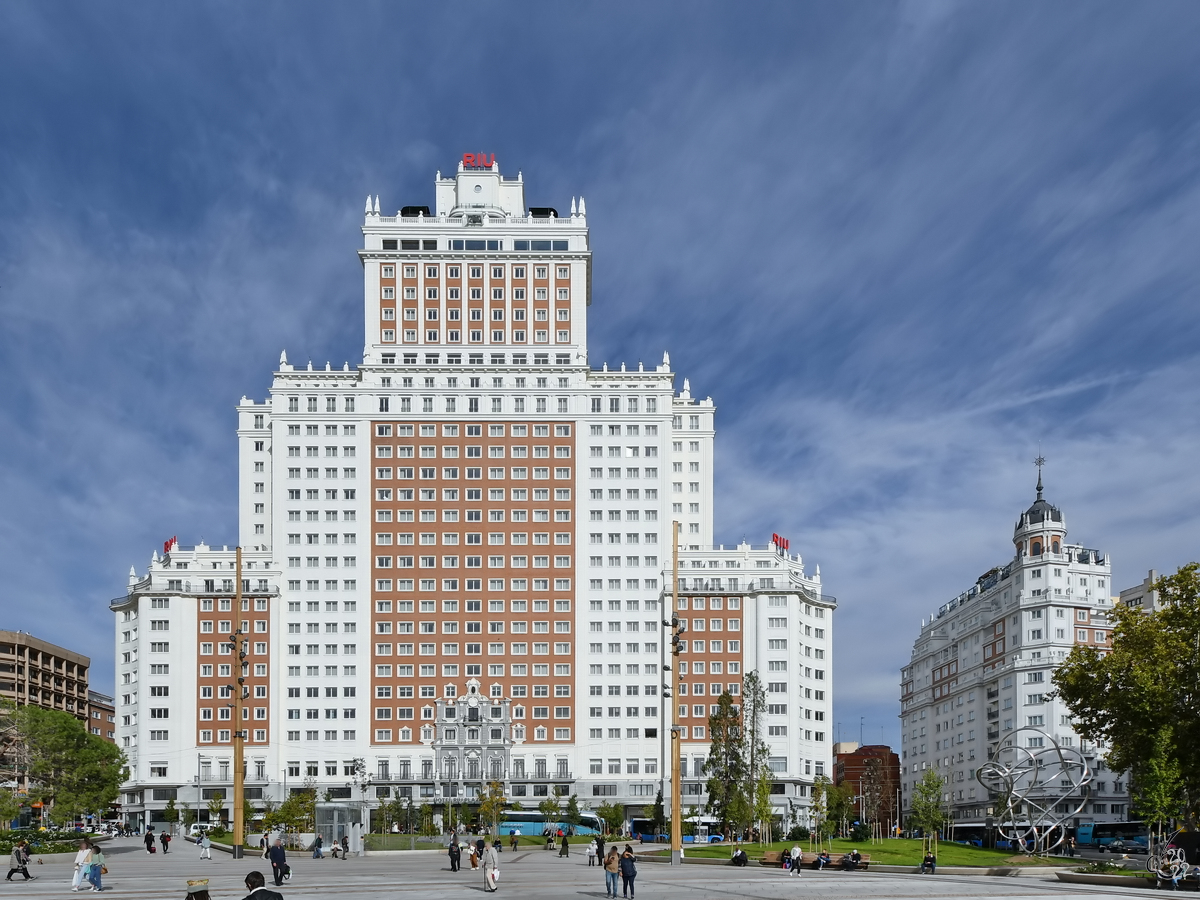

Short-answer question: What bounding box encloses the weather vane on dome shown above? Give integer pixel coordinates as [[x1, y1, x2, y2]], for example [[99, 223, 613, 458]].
[[1034, 450, 1046, 499]]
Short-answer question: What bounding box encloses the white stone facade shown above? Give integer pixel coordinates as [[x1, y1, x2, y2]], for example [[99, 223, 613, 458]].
[[112, 158, 832, 831], [898, 479, 1130, 832]]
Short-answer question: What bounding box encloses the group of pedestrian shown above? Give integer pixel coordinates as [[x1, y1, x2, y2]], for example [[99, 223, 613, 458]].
[[6, 840, 35, 882], [143, 828, 171, 854], [70, 839, 106, 892], [602, 845, 637, 899]]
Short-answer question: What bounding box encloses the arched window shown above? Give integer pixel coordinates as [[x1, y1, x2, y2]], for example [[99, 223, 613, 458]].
[[1051, 540, 1060, 554], [1031, 541, 1042, 556]]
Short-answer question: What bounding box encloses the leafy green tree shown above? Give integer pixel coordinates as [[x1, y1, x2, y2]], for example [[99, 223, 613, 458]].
[[740, 673, 770, 803], [14, 706, 124, 824], [752, 768, 774, 844], [181, 803, 196, 831], [1133, 726, 1183, 844], [909, 769, 945, 840], [565, 793, 581, 830], [705, 691, 747, 834], [1053, 563, 1200, 826], [538, 797, 561, 831], [0, 790, 22, 830], [162, 797, 179, 834], [478, 782, 508, 837], [416, 802, 436, 836], [206, 791, 226, 828], [646, 789, 665, 835], [595, 800, 624, 835]]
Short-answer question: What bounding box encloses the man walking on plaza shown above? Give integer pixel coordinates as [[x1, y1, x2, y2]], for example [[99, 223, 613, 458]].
[[268, 838, 288, 886]]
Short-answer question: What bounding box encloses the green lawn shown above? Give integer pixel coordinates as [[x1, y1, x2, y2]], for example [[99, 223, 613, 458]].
[[663, 838, 1058, 867]]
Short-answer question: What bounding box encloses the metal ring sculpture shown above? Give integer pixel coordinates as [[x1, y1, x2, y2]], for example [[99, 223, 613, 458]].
[[976, 726, 1091, 855]]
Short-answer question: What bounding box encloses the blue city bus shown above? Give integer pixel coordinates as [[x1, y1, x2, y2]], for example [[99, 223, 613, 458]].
[[498, 812, 603, 836], [1077, 822, 1148, 850]]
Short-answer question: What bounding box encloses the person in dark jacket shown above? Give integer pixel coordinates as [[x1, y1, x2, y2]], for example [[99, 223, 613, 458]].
[[559, 834, 570, 857], [241, 870, 285, 900], [144, 829, 155, 853], [619, 846, 637, 898], [160, 830, 171, 853], [448, 840, 461, 872], [268, 839, 288, 886], [920, 852, 936, 874]]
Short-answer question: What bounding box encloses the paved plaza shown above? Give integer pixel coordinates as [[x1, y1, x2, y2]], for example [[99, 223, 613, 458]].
[[1, 838, 1153, 899]]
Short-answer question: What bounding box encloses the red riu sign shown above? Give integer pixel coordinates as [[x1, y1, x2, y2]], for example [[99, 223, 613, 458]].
[[771, 533, 790, 551], [463, 152, 495, 168], [163, 535, 178, 554]]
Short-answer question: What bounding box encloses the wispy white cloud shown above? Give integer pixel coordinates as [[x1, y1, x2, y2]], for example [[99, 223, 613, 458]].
[[0, 2, 1198, 752]]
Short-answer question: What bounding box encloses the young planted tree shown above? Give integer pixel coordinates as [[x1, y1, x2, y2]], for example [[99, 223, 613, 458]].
[[538, 797, 561, 833], [478, 781, 508, 838], [909, 770, 945, 844], [1133, 726, 1183, 847], [596, 800, 625, 835], [1054, 563, 1200, 826], [565, 793, 582, 831], [163, 797, 179, 835], [705, 691, 747, 836], [752, 768, 774, 845], [206, 792, 227, 830]]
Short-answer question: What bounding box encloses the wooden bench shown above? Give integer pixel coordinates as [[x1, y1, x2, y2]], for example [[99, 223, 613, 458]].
[[760, 851, 783, 866]]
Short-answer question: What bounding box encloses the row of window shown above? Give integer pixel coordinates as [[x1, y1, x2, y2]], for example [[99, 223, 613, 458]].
[[372, 642, 571, 656], [375, 706, 570, 721], [373, 725, 568, 742], [376, 599, 571, 613], [287, 580, 357, 591], [379, 351, 573, 366], [374, 577, 571, 592], [373, 555, 572, 569], [381, 329, 570, 344], [377, 531, 572, 545], [284, 644, 358, 655], [375, 621, 571, 635], [587, 643, 660, 654], [588, 579, 660, 591], [382, 263, 571, 282], [588, 557, 660, 568], [378, 444, 571, 459], [376, 466, 573, 480], [382, 295, 569, 310]]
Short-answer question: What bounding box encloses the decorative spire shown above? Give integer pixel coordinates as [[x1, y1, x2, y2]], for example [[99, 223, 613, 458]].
[[579, 196, 586, 215], [279, 349, 288, 366], [373, 195, 380, 214], [364, 194, 372, 215], [570, 197, 577, 215], [1034, 453, 1046, 500]]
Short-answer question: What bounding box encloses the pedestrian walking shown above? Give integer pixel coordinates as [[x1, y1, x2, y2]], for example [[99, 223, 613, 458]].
[[448, 840, 461, 872], [144, 830, 156, 853], [6, 840, 34, 881], [71, 840, 93, 891], [240, 870, 285, 900], [311, 834, 323, 859], [789, 844, 801, 876], [467, 842, 478, 869], [604, 848, 620, 898], [559, 834, 570, 857], [199, 833, 212, 860], [259, 835, 269, 859], [268, 839, 288, 887], [482, 841, 500, 892], [596, 835, 606, 863], [89, 847, 105, 892], [160, 831, 171, 854], [587, 839, 597, 866], [619, 846, 637, 899]]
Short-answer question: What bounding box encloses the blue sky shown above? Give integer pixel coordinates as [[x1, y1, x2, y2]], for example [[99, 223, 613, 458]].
[[3, 2, 1199, 748]]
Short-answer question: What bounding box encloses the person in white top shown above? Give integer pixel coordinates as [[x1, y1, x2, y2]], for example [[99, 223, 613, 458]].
[[789, 845, 802, 877], [70, 841, 92, 892]]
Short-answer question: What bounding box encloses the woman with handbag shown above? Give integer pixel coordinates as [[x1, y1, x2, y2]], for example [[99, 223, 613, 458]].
[[89, 847, 106, 892]]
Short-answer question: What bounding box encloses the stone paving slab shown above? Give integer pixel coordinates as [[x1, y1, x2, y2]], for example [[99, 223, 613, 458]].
[[0, 836, 1156, 899]]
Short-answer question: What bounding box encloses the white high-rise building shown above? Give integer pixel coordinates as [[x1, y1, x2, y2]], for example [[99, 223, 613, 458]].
[[112, 157, 834, 834], [898, 473, 1130, 833]]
